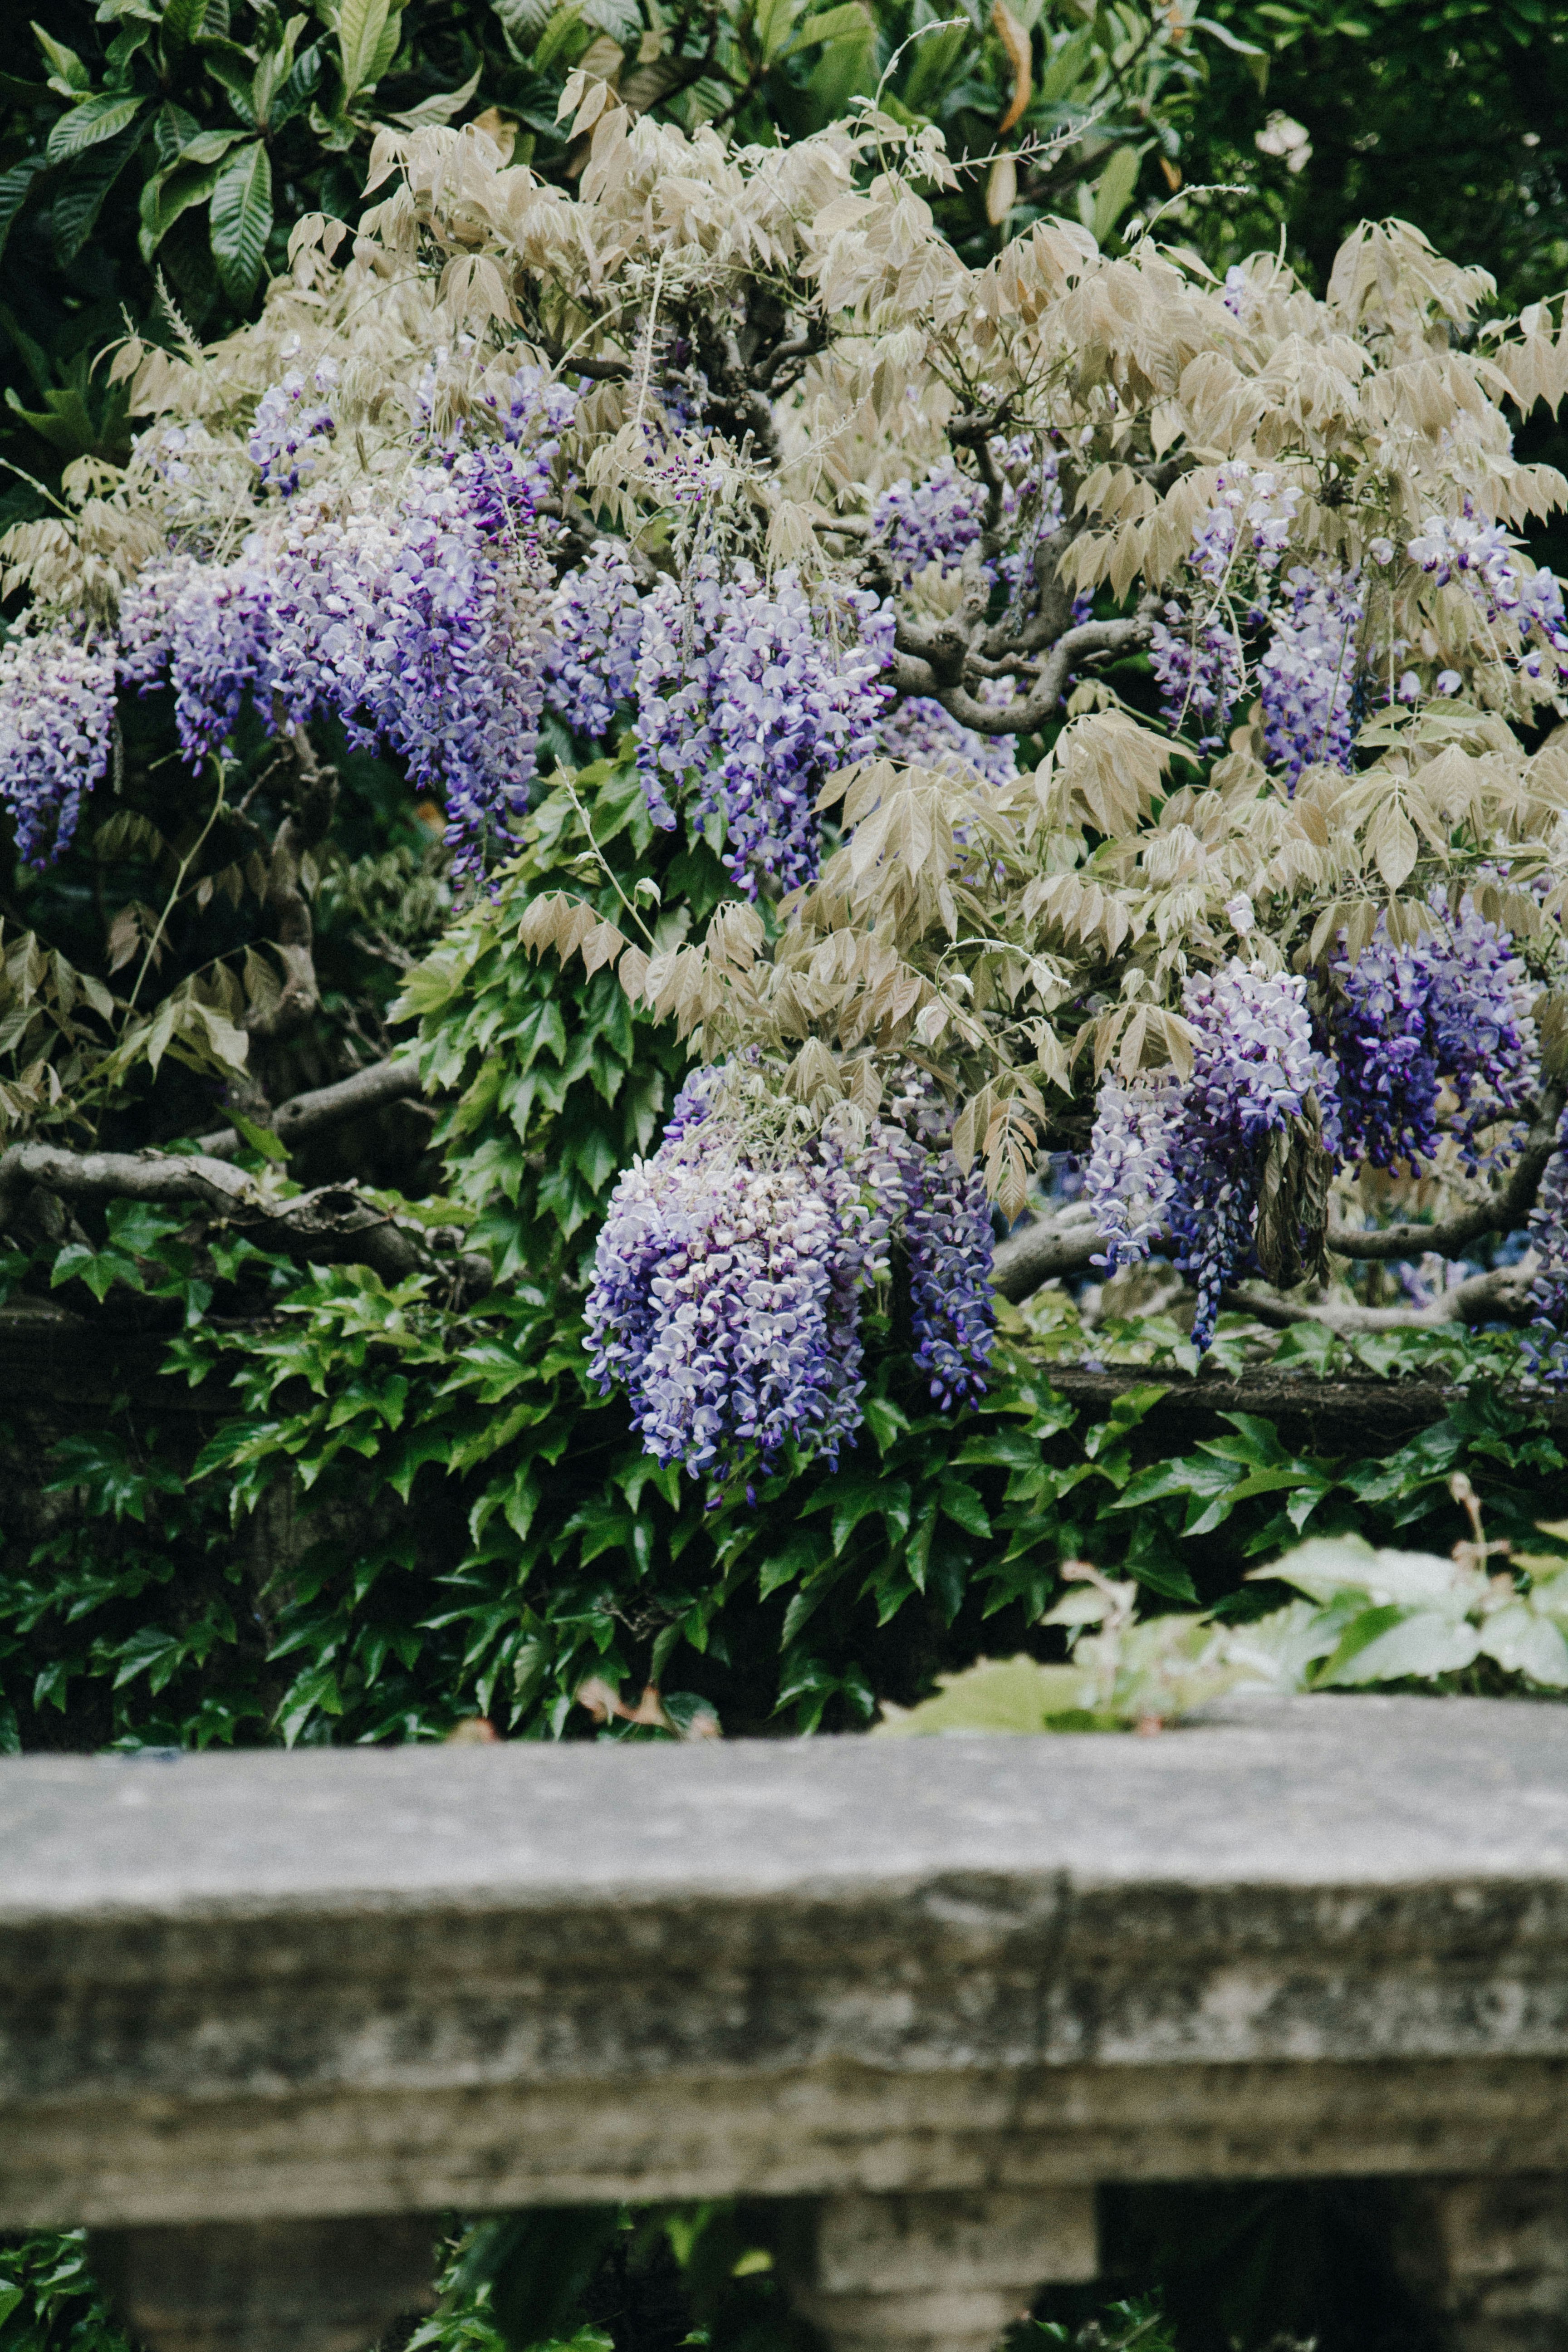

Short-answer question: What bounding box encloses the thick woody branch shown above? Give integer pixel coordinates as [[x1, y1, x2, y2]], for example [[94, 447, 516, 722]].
[[751, 324, 825, 393], [196, 1059, 428, 1163], [0, 1144, 251, 1229], [892, 602, 1158, 735], [0, 1142, 481, 1289], [244, 731, 339, 1044], [1324, 1090, 1564, 1261], [1224, 1261, 1539, 1337], [991, 1207, 1104, 1300]]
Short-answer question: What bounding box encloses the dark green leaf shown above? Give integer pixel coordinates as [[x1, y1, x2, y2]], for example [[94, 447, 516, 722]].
[[208, 140, 272, 303]]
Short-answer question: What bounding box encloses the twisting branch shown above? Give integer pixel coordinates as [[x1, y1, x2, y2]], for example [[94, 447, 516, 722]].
[[0, 1144, 251, 1229], [891, 600, 1160, 734], [195, 1058, 428, 1162], [244, 729, 338, 1044], [0, 1139, 484, 1288], [1224, 1261, 1539, 1337], [1324, 1089, 1565, 1262], [991, 1206, 1104, 1300]]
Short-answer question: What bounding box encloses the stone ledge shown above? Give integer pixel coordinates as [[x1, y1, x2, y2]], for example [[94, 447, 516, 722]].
[[3, 1695, 1568, 2232]]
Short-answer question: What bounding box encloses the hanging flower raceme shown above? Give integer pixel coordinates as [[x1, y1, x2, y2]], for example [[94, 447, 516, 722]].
[[869, 442, 1063, 597], [1086, 963, 1339, 1349], [1524, 1110, 1568, 1387], [118, 553, 276, 769], [117, 435, 549, 873], [248, 357, 338, 495], [635, 559, 894, 896], [544, 538, 645, 738], [587, 1067, 996, 1481], [586, 1073, 890, 1485], [1151, 463, 1302, 750], [1258, 565, 1364, 782], [1147, 605, 1246, 751], [1330, 898, 1537, 1176], [877, 690, 1018, 786], [0, 633, 118, 867], [1408, 505, 1568, 692]]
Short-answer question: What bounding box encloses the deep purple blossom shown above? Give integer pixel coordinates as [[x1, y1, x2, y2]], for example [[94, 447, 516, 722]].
[[635, 558, 894, 896], [545, 539, 644, 738], [1331, 900, 1535, 1176], [0, 633, 116, 866], [1086, 963, 1338, 1348], [1258, 565, 1363, 781]]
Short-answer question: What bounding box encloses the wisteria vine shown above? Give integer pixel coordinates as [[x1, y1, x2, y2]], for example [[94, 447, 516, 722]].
[[587, 1068, 995, 1481]]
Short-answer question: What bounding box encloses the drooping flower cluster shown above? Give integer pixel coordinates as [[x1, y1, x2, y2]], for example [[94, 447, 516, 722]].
[[1087, 963, 1338, 1348], [1191, 463, 1301, 589], [118, 441, 549, 871], [544, 538, 646, 738], [118, 554, 276, 768], [871, 461, 985, 583], [586, 1077, 888, 1483], [636, 558, 894, 895], [1152, 464, 1304, 748], [587, 1066, 995, 1479], [1083, 1072, 1183, 1270], [487, 363, 581, 509], [895, 1140, 997, 1408], [1330, 899, 1536, 1175], [248, 359, 338, 495], [870, 442, 1063, 596], [1524, 1111, 1568, 1387], [1408, 505, 1568, 691], [0, 633, 117, 867], [1147, 605, 1246, 751], [1258, 565, 1364, 781], [877, 691, 1018, 785]]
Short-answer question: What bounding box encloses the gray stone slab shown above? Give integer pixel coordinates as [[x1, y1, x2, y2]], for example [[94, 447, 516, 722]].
[[4, 1694, 1568, 2226]]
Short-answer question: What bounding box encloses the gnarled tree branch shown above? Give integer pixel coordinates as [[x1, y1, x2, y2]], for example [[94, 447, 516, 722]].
[[992, 1205, 1104, 1300], [891, 600, 1159, 734], [1224, 1260, 1539, 1337], [195, 1058, 428, 1162], [1324, 1089, 1564, 1262], [0, 1140, 482, 1289]]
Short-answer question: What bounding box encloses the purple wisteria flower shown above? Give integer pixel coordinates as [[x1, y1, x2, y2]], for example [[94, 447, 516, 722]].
[[1258, 565, 1363, 781], [1330, 898, 1536, 1176], [545, 538, 644, 739], [118, 436, 550, 872], [249, 359, 338, 496], [1147, 603, 1246, 750], [1086, 962, 1338, 1348], [1524, 1109, 1568, 1386], [635, 557, 894, 896], [586, 1107, 888, 1482], [869, 442, 1063, 594], [1152, 463, 1302, 749], [118, 553, 276, 767], [877, 690, 1018, 784], [588, 1066, 995, 1477], [1408, 503, 1568, 691], [0, 633, 116, 866]]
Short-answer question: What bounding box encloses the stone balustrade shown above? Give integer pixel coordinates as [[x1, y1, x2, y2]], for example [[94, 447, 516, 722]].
[[5, 1692, 1568, 2352]]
